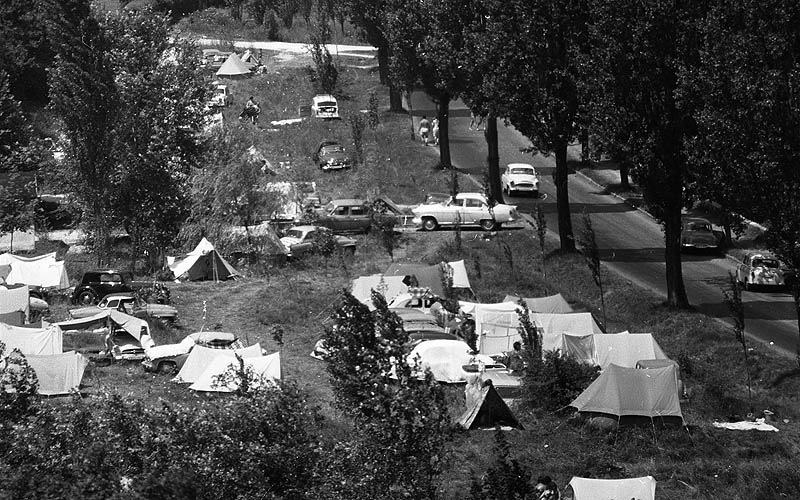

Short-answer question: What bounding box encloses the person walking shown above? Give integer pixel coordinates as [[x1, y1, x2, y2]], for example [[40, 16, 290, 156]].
[[431, 117, 440, 145], [419, 115, 431, 145], [469, 111, 484, 131]]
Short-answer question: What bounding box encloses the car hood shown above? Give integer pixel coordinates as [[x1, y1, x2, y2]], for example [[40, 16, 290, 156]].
[[69, 305, 102, 319], [142, 303, 178, 317], [321, 151, 349, 162], [280, 236, 301, 248], [146, 337, 195, 360]]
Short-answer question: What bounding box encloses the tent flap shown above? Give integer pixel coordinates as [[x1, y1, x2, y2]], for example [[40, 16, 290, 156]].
[[568, 476, 656, 500]]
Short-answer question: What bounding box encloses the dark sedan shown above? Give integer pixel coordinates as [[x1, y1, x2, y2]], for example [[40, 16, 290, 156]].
[[313, 140, 352, 171]]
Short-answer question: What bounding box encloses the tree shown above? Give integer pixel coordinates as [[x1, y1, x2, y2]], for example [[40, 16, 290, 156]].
[[0, 0, 57, 102], [584, 0, 709, 308], [578, 213, 606, 326]]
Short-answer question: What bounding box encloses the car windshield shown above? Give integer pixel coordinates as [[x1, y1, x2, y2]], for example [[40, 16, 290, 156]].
[[687, 222, 711, 232], [510, 167, 534, 175], [286, 229, 304, 238], [318, 101, 336, 107], [323, 145, 344, 153], [753, 258, 780, 268]]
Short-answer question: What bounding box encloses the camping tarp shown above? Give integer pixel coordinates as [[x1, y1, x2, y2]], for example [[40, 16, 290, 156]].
[[502, 293, 574, 314], [560, 333, 595, 364], [25, 351, 89, 395], [216, 53, 251, 77], [0, 322, 62, 355], [0, 285, 30, 322], [189, 352, 281, 392], [55, 311, 110, 333], [593, 332, 668, 368], [570, 364, 683, 420], [0, 252, 70, 289], [174, 343, 263, 383], [109, 310, 149, 341], [351, 274, 408, 309], [168, 238, 239, 282], [384, 260, 472, 293], [457, 378, 522, 430], [407, 339, 494, 383], [567, 476, 656, 500]]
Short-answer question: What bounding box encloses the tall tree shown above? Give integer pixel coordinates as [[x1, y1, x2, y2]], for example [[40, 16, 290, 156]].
[[585, 0, 708, 308]]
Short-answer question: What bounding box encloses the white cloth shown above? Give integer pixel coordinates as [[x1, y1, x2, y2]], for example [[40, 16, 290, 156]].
[[712, 419, 779, 432]]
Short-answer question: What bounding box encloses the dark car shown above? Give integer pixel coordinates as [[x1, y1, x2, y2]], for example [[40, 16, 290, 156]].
[[680, 217, 725, 253], [313, 140, 352, 171], [71, 270, 134, 305], [315, 199, 377, 234]]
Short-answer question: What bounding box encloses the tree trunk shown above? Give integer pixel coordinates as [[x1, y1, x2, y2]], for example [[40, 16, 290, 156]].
[[485, 115, 502, 204], [389, 83, 404, 113], [793, 280, 800, 368], [377, 45, 389, 85], [437, 96, 451, 169], [619, 158, 631, 190], [554, 140, 575, 252], [663, 196, 690, 308]]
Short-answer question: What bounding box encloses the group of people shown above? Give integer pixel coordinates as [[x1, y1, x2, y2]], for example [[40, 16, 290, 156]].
[[418, 115, 440, 146], [240, 96, 260, 124], [534, 476, 560, 500]]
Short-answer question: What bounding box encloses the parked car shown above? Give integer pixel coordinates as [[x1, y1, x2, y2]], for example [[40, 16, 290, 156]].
[[313, 140, 352, 171], [311, 94, 340, 119], [736, 252, 790, 291], [279, 225, 356, 258], [209, 82, 230, 107], [501, 163, 540, 197], [680, 217, 725, 253], [71, 270, 134, 305], [411, 192, 519, 231], [315, 199, 395, 234], [69, 292, 178, 322], [142, 331, 243, 375]]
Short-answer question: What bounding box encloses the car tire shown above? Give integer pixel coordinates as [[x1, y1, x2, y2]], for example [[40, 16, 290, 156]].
[[422, 217, 438, 231], [343, 246, 356, 256], [157, 361, 177, 375], [480, 219, 498, 231], [76, 289, 98, 305]]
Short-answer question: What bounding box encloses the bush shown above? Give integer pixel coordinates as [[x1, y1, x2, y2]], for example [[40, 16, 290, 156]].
[[522, 350, 601, 412]]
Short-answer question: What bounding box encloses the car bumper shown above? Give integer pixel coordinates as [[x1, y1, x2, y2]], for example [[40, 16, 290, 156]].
[[508, 184, 539, 192], [321, 163, 350, 171], [142, 358, 156, 372]]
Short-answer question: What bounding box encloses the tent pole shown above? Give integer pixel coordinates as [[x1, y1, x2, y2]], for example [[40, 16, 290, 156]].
[[650, 418, 658, 447]]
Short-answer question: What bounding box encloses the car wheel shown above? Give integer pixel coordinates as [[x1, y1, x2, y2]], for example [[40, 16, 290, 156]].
[[343, 245, 356, 256], [76, 289, 98, 305], [157, 361, 177, 375], [480, 219, 498, 231], [422, 217, 438, 231]]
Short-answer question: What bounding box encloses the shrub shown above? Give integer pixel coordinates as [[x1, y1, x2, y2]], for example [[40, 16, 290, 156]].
[[522, 350, 601, 412]]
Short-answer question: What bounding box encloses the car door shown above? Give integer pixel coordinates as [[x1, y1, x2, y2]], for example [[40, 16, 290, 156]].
[[349, 204, 371, 233], [293, 230, 316, 255], [737, 255, 750, 283], [463, 197, 485, 225], [324, 205, 348, 232], [443, 197, 464, 225]]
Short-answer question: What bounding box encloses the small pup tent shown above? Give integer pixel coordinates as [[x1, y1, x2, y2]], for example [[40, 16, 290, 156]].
[[0, 252, 70, 289], [570, 364, 683, 424], [0, 322, 62, 355], [216, 53, 251, 78], [168, 238, 239, 282], [189, 352, 281, 392], [457, 378, 522, 430], [566, 476, 656, 500], [174, 343, 263, 383], [24, 351, 90, 395], [502, 293, 574, 314]]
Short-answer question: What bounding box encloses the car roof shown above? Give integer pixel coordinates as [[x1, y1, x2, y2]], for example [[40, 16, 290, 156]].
[[101, 292, 135, 300], [189, 331, 237, 343], [455, 192, 488, 200], [313, 94, 337, 102], [287, 225, 322, 232], [748, 252, 778, 260], [328, 199, 364, 206], [507, 163, 535, 169]]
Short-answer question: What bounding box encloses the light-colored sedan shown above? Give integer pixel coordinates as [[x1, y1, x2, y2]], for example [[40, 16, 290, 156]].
[[411, 192, 519, 231], [736, 252, 789, 291], [280, 225, 356, 258], [501, 163, 540, 197]]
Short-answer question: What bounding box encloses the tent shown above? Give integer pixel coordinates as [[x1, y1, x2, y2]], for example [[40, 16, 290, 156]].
[[189, 352, 280, 392], [407, 339, 494, 383], [351, 274, 409, 309], [0, 322, 62, 355], [593, 332, 668, 368], [384, 260, 473, 296], [502, 293, 574, 314], [0, 284, 30, 324], [0, 252, 70, 289], [216, 53, 251, 78], [0, 229, 35, 252], [168, 238, 239, 282], [55, 310, 110, 333], [570, 364, 683, 423], [567, 476, 656, 500], [174, 343, 264, 383], [24, 351, 90, 395], [457, 378, 522, 430]]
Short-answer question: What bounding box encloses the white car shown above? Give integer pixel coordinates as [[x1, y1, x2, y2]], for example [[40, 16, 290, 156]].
[[501, 163, 540, 197], [411, 192, 519, 231], [209, 82, 230, 107], [311, 94, 340, 119]]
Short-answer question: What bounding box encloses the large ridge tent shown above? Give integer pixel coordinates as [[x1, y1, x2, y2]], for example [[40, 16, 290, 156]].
[[174, 343, 263, 383], [168, 238, 239, 282], [0, 252, 70, 289], [24, 351, 90, 395], [216, 53, 251, 78], [559, 332, 669, 368], [567, 476, 656, 500], [0, 284, 30, 325], [189, 352, 281, 392], [502, 293, 574, 314], [0, 322, 63, 355], [570, 363, 683, 424], [351, 274, 409, 309]]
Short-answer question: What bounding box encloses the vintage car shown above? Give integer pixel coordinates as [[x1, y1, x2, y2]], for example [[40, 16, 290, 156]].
[[315, 199, 396, 234], [142, 331, 243, 375], [69, 292, 178, 322], [736, 252, 790, 291], [680, 217, 724, 253], [209, 82, 230, 107], [279, 225, 356, 258], [313, 140, 352, 171], [311, 94, 340, 119], [501, 163, 540, 197], [71, 270, 134, 305], [411, 192, 519, 231]]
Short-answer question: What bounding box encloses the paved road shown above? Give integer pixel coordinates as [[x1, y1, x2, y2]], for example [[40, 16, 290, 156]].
[[409, 92, 798, 358]]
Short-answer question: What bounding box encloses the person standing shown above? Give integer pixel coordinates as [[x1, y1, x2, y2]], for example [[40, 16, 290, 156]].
[[432, 117, 440, 145], [419, 115, 431, 145]]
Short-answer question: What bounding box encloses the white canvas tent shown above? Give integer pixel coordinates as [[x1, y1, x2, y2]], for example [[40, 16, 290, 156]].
[[567, 476, 656, 500], [24, 351, 90, 395], [407, 339, 494, 383], [216, 53, 251, 78], [0, 252, 70, 289], [558, 332, 669, 368], [0, 322, 63, 355], [189, 352, 281, 392], [351, 274, 409, 309], [0, 285, 30, 324], [168, 238, 239, 282], [502, 293, 574, 314], [174, 343, 263, 383]]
